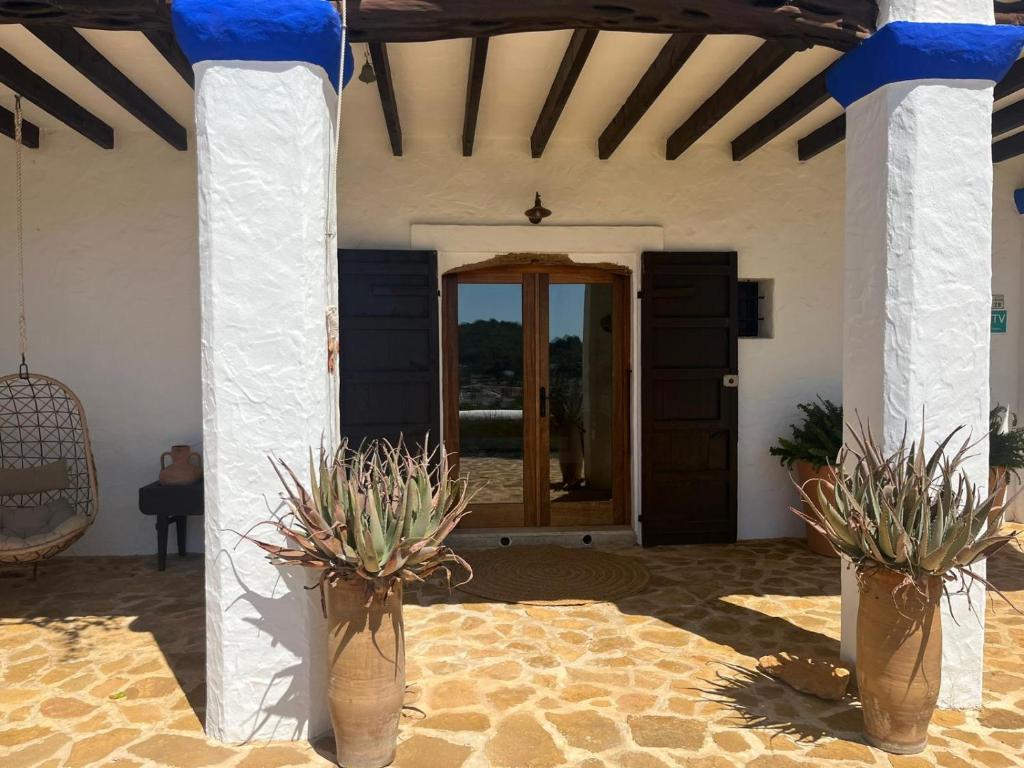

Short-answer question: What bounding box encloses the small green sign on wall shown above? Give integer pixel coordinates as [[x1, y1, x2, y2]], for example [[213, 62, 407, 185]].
[[993, 294, 1007, 334], [993, 310, 1008, 334]]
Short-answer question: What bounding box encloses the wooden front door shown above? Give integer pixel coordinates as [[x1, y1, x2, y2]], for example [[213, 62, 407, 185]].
[[442, 264, 630, 529], [640, 252, 738, 545]]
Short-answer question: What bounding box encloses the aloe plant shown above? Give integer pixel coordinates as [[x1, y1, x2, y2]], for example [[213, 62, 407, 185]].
[[793, 421, 1018, 584], [246, 438, 474, 599]]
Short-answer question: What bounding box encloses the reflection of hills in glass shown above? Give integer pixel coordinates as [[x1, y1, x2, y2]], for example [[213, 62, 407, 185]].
[[458, 320, 583, 410]]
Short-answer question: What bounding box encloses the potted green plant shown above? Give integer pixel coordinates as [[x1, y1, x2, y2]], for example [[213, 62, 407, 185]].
[[246, 439, 474, 768], [989, 406, 1024, 512], [770, 398, 843, 557], [795, 421, 1017, 755]]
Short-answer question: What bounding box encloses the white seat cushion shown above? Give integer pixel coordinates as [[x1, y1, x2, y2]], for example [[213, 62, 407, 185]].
[[0, 498, 87, 544]]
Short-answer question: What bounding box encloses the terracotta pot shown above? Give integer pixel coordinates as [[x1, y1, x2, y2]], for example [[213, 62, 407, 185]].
[[159, 445, 203, 486], [794, 461, 839, 558], [857, 568, 942, 754], [990, 466, 1008, 513], [325, 578, 405, 768], [558, 423, 584, 487]]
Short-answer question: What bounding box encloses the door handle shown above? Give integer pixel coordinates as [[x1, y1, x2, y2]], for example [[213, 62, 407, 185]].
[[540, 386, 547, 418]]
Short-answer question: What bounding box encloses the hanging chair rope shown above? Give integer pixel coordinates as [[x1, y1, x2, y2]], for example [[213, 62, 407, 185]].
[[13, 95, 28, 377], [325, 0, 348, 447]]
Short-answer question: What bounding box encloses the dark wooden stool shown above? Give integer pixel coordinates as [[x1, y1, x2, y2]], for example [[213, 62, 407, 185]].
[[139, 480, 204, 570]]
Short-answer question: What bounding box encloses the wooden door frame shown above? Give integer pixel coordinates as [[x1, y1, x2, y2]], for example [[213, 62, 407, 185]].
[[442, 261, 631, 528]]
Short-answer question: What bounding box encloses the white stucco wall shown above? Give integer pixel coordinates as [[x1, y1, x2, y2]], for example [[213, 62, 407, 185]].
[[0, 131, 202, 555], [3, 126, 1024, 553]]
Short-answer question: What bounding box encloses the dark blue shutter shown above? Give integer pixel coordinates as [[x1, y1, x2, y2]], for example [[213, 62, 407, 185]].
[[338, 250, 440, 450]]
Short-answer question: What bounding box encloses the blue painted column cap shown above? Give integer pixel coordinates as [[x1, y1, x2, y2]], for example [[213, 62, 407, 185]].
[[172, 0, 351, 90], [827, 22, 1024, 108], [1014, 189, 1024, 215]]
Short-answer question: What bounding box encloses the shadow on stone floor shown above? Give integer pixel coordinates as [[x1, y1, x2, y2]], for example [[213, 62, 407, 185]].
[[694, 661, 863, 745], [988, 538, 1024, 593], [0, 554, 208, 727]]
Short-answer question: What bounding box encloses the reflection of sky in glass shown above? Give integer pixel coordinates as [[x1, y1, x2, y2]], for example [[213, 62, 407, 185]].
[[459, 283, 585, 340]]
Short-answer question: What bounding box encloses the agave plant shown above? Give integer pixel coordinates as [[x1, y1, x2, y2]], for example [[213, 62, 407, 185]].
[[246, 438, 474, 600], [793, 421, 1018, 584]]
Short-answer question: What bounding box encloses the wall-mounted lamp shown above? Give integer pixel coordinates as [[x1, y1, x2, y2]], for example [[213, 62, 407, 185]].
[[525, 192, 551, 225], [358, 49, 376, 83]]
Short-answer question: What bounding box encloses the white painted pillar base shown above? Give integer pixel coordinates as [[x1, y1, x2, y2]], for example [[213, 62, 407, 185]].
[[840, 0, 997, 710]]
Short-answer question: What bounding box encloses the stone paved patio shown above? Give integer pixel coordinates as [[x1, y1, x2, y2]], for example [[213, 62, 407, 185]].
[[2, 532, 1024, 768]]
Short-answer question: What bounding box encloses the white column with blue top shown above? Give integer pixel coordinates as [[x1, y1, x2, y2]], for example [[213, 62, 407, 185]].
[[836, 0, 1024, 709], [172, 0, 352, 741]]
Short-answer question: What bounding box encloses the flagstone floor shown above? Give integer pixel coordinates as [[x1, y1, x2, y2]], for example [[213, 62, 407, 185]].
[[2, 533, 1024, 768]]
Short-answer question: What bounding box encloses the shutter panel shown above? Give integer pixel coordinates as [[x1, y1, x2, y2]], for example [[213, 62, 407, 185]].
[[640, 252, 738, 545], [338, 250, 440, 450]]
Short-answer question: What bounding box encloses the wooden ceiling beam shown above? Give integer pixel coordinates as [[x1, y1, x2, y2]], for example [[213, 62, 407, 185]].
[[667, 41, 798, 160], [993, 99, 1024, 137], [346, 0, 873, 50], [1, 103, 40, 148], [462, 36, 488, 157], [30, 26, 186, 150], [731, 68, 829, 161], [598, 33, 703, 160], [368, 41, 402, 156], [0, 47, 112, 148], [0, 0, 167, 30], [531, 29, 598, 158], [993, 129, 1024, 163], [144, 30, 194, 89], [995, 57, 1024, 100], [797, 114, 844, 161]]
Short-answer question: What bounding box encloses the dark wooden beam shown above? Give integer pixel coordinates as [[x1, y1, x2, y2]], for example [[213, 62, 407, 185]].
[[0, 47, 112, 148], [346, 0, 874, 50], [30, 26, 186, 150], [994, 99, 1024, 137], [667, 41, 798, 160], [731, 69, 830, 161], [797, 114, 845, 161], [598, 33, 703, 160], [462, 36, 487, 157], [993, 130, 1024, 163], [0, 104, 40, 148], [531, 29, 598, 158], [0, 1, 167, 30], [995, 57, 1024, 101], [368, 42, 401, 156], [144, 29, 194, 89]]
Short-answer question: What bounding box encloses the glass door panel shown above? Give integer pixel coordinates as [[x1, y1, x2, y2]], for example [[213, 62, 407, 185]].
[[456, 283, 525, 509], [547, 284, 615, 526]]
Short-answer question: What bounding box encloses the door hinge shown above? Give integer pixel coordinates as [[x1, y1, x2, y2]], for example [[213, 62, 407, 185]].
[[637, 290, 644, 299]]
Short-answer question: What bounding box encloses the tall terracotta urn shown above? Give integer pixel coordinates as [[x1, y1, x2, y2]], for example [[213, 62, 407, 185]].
[[794, 461, 838, 558], [325, 578, 405, 768], [857, 568, 942, 754], [990, 466, 1008, 513], [558, 423, 584, 487]]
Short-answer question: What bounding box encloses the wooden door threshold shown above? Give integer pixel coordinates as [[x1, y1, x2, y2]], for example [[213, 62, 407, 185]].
[[450, 525, 636, 551]]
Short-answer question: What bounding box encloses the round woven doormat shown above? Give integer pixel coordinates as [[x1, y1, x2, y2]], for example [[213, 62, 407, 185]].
[[457, 546, 650, 606]]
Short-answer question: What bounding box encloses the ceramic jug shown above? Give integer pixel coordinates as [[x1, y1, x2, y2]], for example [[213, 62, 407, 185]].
[[159, 445, 203, 485]]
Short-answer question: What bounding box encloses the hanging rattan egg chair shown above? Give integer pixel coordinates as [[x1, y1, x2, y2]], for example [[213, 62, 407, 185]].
[[0, 372, 98, 564], [1, 96, 98, 567]]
